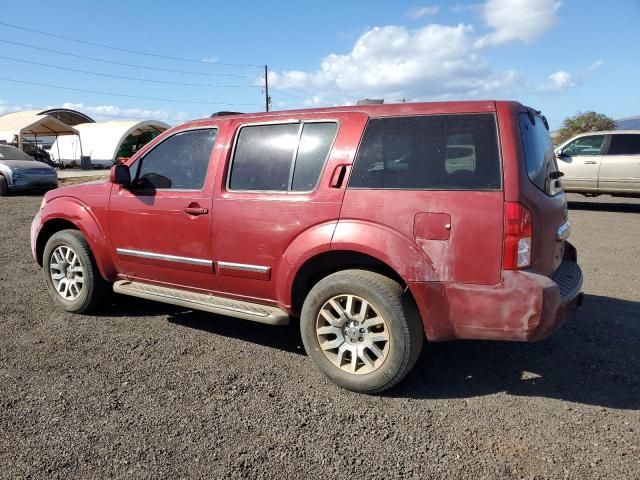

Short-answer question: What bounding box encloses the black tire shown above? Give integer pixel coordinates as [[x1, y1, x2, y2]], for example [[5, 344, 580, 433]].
[[42, 229, 110, 313], [300, 269, 423, 393], [0, 176, 8, 196]]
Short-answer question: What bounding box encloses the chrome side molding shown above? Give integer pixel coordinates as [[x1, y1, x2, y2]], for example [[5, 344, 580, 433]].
[[116, 248, 213, 267], [217, 261, 270, 273]]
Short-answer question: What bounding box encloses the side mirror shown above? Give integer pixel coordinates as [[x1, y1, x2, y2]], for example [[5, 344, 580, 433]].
[[110, 164, 131, 187]]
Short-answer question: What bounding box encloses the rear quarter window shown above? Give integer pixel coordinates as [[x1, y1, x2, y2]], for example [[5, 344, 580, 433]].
[[348, 113, 501, 190], [519, 113, 561, 196], [607, 134, 640, 155]]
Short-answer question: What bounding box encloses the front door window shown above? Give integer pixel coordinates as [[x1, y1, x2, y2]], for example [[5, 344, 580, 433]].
[[563, 135, 605, 156]]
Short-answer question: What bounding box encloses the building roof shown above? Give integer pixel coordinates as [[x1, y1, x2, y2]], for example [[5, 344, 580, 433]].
[[0, 110, 78, 142], [51, 119, 170, 163]]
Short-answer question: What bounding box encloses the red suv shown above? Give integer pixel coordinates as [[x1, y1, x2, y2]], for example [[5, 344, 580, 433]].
[[31, 101, 583, 393]]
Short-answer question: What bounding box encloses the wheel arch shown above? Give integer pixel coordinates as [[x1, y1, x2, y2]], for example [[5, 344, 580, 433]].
[[290, 250, 410, 315], [37, 200, 117, 281]]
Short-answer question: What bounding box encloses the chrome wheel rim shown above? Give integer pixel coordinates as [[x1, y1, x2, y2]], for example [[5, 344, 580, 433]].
[[316, 294, 390, 375], [49, 245, 85, 301]]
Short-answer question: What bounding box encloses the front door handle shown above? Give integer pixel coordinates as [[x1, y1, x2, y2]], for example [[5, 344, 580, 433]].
[[184, 205, 208, 216], [584, 160, 597, 164]]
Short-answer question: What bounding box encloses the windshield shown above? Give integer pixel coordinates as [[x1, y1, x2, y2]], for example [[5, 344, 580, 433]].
[[0, 145, 35, 161], [519, 112, 562, 196]]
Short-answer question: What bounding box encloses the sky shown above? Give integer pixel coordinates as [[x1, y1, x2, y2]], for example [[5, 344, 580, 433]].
[[0, 0, 638, 129]]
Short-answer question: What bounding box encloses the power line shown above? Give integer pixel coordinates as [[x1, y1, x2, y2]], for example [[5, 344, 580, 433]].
[[0, 77, 262, 107], [0, 21, 262, 68], [0, 55, 259, 88], [271, 74, 347, 101], [269, 88, 308, 101], [0, 39, 251, 78]]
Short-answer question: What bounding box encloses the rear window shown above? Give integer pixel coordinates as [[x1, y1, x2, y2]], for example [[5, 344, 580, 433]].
[[348, 114, 501, 190], [519, 113, 562, 196]]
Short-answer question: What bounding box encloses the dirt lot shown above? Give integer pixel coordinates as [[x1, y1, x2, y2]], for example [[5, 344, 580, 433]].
[[0, 192, 638, 479]]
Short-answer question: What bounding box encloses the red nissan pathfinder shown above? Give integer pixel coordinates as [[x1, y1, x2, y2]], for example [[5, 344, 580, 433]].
[[31, 101, 583, 393]]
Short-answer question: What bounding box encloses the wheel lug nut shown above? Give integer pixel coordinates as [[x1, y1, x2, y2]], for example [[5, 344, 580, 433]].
[[360, 328, 365, 333]]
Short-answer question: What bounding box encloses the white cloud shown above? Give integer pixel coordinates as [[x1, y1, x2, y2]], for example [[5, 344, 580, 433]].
[[533, 59, 603, 94], [0, 100, 24, 116], [61, 103, 188, 124], [1, 101, 189, 124], [450, 3, 483, 13], [269, 22, 522, 103], [587, 59, 604, 72], [535, 70, 576, 93], [474, 0, 561, 48], [407, 5, 439, 19], [201, 56, 219, 64]]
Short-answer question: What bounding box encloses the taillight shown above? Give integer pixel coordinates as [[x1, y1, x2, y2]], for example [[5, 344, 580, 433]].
[[503, 202, 533, 269]]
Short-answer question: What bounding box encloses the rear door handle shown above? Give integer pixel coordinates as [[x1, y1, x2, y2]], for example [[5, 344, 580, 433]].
[[184, 206, 208, 216], [584, 160, 597, 164]]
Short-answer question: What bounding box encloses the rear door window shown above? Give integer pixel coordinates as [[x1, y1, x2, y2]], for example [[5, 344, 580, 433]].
[[229, 121, 337, 192], [348, 114, 501, 190], [606, 134, 640, 155], [519, 113, 562, 196]]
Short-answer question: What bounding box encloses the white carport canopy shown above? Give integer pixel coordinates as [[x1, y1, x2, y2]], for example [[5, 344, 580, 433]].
[[51, 119, 170, 167], [0, 110, 78, 147]]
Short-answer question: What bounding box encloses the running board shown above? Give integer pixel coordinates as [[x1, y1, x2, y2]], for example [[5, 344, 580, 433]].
[[113, 280, 290, 326]]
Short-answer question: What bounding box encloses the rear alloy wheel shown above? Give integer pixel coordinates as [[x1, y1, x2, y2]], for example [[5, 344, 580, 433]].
[[43, 229, 109, 313], [301, 270, 423, 393], [316, 294, 390, 375]]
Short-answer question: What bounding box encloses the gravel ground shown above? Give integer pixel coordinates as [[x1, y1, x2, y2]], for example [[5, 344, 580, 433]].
[[0, 192, 638, 479]]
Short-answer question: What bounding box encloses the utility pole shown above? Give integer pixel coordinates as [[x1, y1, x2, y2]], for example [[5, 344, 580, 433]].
[[264, 64, 271, 112]]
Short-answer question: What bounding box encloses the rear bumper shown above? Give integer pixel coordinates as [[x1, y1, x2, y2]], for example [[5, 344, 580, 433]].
[[409, 243, 583, 342]]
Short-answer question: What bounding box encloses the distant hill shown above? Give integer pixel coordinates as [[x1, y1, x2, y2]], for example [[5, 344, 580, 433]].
[[616, 116, 640, 130]]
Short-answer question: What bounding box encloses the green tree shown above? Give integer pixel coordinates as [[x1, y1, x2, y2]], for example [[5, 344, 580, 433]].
[[554, 111, 616, 145]]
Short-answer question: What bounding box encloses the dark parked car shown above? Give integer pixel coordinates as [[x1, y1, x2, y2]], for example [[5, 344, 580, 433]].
[[0, 145, 58, 195], [31, 101, 583, 393], [21, 141, 54, 167]]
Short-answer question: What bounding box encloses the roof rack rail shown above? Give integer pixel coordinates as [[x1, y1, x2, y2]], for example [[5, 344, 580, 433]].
[[210, 111, 243, 117]]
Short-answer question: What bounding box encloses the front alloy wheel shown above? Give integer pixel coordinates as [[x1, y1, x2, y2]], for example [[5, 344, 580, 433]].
[[43, 229, 110, 313], [49, 245, 85, 300]]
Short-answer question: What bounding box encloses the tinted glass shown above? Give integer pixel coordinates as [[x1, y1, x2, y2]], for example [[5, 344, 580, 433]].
[[563, 135, 605, 156], [520, 113, 562, 196], [136, 129, 216, 189], [349, 114, 501, 190], [230, 123, 299, 191], [607, 134, 640, 155], [291, 122, 337, 191], [0, 145, 34, 161]]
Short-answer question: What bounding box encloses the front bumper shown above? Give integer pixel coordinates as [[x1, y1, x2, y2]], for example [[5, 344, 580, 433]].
[[409, 243, 583, 342], [30, 209, 43, 264], [10, 174, 58, 191]]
